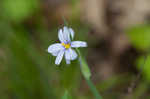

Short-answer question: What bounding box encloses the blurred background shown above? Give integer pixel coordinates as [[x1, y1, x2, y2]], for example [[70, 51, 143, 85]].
[[1, 0, 150, 99]]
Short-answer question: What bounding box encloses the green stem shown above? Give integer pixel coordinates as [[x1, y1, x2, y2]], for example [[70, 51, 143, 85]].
[[86, 79, 102, 99], [76, 49, 102, 99], [62, 90, 68, 99]]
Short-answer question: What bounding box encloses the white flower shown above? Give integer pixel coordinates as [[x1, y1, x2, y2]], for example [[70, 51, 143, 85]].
[[48, 26, 87, 65]]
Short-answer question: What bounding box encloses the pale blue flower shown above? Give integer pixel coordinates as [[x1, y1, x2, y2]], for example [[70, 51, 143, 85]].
[[48, 26, 87, 65]]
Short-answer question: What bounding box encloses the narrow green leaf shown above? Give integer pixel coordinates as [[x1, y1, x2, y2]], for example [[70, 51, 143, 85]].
[[76, 49, 91, 79], [62, 90, 68, 99]]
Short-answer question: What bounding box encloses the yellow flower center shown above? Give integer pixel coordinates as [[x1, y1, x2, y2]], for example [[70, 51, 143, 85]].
[[61, 43, 70, 49]]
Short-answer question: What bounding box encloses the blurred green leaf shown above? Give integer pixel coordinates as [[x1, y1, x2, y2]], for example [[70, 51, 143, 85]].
[[127, 24, 150, 50], [136, 55, 150, 81], [132, 82, 148, 99], [2, 0, 38, 22], [6, 27, 56, 99], [59, 61, 80, 91]]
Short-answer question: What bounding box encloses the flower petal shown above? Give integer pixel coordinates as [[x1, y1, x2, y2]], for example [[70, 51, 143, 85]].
[[63, 26, 71, 42], [58, 29, 65, 43], [55, 50, 64, 65], [66, 60, 71, 64], [48, 43, 64, 56], [65, 48, 78, 60], [51, 51, 59, 56], [69, 28, 74, 39], [71, 41, 87, 48]]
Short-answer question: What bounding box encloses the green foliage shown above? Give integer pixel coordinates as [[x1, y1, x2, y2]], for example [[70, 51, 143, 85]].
[[127, 24, 150, 82], [7, 27, 56, 99], [136, 55, 150, 81], [2, 0, 38, 22], [127, 24, 150, 51]]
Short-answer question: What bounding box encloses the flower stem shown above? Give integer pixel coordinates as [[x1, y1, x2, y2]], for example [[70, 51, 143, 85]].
[[76, 49, 102, 99], [62, 90, 69, 99], [86, 79, 102, 99]]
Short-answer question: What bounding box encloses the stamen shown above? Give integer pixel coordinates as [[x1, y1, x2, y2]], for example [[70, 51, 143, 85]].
[[61, 43, 66, 46], [61, 43, 70, 49]]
